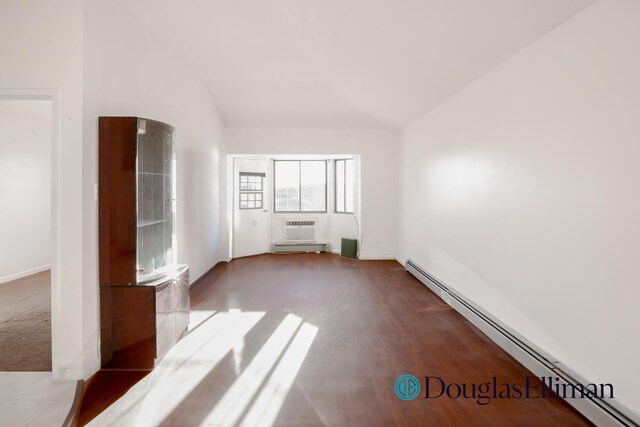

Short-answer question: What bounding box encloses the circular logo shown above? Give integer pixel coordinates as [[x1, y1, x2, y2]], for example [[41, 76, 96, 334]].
[[394, 374, 421, 401]]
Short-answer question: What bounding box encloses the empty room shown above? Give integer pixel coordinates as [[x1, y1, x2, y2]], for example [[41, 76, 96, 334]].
[[0, 0, 639, 426]]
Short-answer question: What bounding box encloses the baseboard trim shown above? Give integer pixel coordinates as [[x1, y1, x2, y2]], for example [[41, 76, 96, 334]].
[[189, 260, 228, 287], [330, 250, 396, 260], [0, 264, 51, 285], [272, 243, 330, 253], [358, 254, 397, 260], [406, 259, 639, 427]]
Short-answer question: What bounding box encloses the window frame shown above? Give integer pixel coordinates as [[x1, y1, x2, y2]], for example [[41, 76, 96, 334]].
[[273, 160, 328, 213], [334, 158, 354, 214], [239, 172, 265, 210]]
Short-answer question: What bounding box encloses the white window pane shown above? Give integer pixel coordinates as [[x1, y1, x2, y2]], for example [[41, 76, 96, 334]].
[[345, 159, 354, 213], [336, 160, 345, 212], [241, 176, 248, 183], [275, 161, 300, 211], [301, 161, 326, 211], [240, 201, 248, 209], [248, 201, 255, 208], [241, 194, 247, 201], [248, 193, 255, 201], [256, 193, 262, 201]]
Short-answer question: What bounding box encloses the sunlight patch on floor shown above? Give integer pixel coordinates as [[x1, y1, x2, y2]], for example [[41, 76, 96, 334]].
[[187, 310, 216, 332], [87, 310, 319, 427], [133, 310, 265, 426], [87, 310, 265, 426], [240, 322, 319, 427], [200, 314, 302, 425]]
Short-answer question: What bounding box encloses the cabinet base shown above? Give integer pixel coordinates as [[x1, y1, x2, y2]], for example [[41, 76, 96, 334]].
[[100, 266, 189, 370]]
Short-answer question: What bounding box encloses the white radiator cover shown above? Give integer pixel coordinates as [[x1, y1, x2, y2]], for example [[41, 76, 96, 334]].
[[284, 219, 317, 243]]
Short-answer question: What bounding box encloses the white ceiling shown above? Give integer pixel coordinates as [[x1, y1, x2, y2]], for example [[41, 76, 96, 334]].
[[118, 0, 594, 130]]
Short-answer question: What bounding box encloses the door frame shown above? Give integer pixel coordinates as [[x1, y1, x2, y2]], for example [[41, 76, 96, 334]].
[[227, 155, 272, 259], [0, 89, 62, 378]]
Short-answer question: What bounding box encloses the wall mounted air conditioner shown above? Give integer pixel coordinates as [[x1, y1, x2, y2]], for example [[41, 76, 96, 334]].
[[284, 219, 317, 243]]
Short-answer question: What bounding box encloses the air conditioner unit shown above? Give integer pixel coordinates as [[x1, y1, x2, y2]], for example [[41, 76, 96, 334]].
[[284, 219, 316, 243]]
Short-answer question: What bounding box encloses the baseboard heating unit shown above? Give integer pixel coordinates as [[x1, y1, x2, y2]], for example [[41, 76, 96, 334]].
[[272, 243, 330, 254], [405, 259, 639, 427]]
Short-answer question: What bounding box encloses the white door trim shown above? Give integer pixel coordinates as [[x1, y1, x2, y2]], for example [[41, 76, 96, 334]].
[[0, 89, 62, 379]]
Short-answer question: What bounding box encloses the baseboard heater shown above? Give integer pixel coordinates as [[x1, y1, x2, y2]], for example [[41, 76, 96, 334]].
[[405, 259, 639, 427], [272, 243, 330, 254]]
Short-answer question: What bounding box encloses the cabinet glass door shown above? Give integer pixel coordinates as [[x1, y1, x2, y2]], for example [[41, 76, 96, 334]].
[[136, 118, 176, 284]]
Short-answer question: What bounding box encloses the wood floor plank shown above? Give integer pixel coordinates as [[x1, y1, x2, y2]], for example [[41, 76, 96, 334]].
[[80, 253, 592, 426], [0, 270, 52, 371], [188, 253, 592, 426]]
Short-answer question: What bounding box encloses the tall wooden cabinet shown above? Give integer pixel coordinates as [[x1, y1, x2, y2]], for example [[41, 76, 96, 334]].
[[99, 117, 189, 370]]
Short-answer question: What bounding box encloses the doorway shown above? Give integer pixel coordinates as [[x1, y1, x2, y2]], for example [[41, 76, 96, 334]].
[[232, 157, 270, 258], [0, 98, 54, 372]]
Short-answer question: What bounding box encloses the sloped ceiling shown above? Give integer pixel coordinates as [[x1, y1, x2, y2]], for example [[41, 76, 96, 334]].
[[118, 0, 595, 130]]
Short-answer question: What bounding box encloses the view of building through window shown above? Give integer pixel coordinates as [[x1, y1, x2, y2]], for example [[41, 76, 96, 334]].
[[274, 160, 327, 212]]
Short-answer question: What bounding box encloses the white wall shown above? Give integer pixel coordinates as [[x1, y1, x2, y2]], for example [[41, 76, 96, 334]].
[[226, 129, 397, 259], [0, 0, 84, 380], [398, 0, 640, 413], [0, 107, 51, 283], [83, 1, 227, 374]]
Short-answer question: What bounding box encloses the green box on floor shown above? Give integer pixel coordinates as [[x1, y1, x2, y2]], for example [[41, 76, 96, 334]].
[[341, 238, 358, 258]]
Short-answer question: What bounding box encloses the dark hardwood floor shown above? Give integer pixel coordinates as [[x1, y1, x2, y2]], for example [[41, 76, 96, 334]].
[[0, 270, 52, 371], [78, 370, 150, 426], [82, 253, 591, 426]]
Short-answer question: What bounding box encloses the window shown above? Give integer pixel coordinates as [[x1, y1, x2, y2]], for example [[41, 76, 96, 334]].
[[335, 159, 354, 214], [274, 160, 327, 212], [239, 172, 264, 209]]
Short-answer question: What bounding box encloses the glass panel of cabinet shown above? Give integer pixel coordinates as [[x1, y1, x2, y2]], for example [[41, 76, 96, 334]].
[[136, 118, 177, 284]]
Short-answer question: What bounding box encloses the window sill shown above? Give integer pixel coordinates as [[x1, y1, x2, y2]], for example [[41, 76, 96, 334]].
[[273, 211, 328, 214]]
